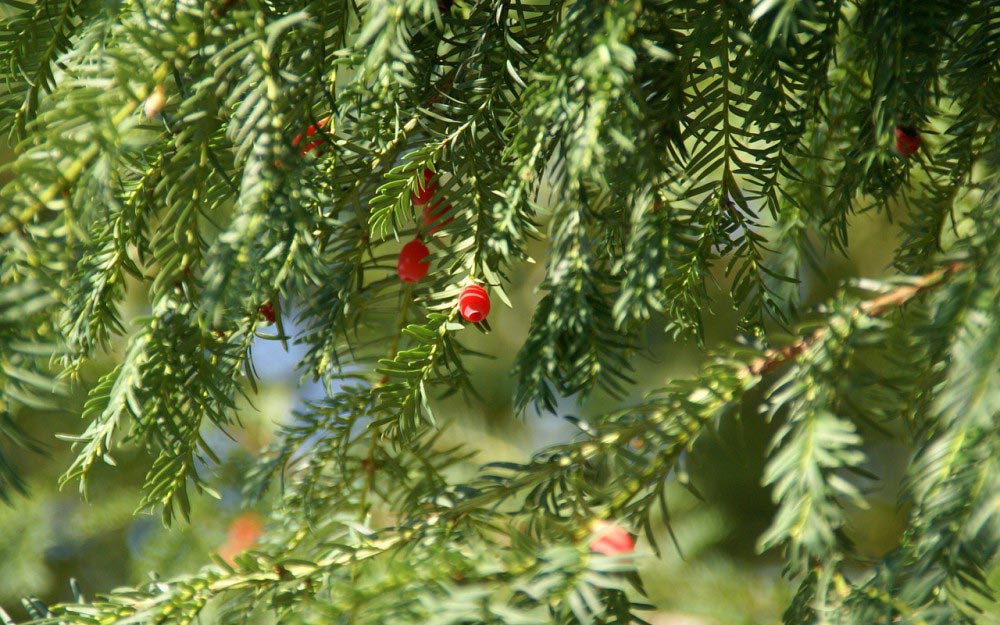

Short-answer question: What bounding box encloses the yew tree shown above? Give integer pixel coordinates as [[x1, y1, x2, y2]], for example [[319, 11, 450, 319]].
[[0, 0, 998, 624]]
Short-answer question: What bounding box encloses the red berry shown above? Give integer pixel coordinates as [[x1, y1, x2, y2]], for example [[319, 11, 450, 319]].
[[397, 240, 431, 282], [228, 513, 264, 545], [412, 168, 437, 206], [458, 284, 490, 323], [423, 200, 453, 234], [258, 301, 276, 323], [219, 512, 264, 565], [292, 116, 330, 156], [589, 520, 635, 556], [895, 125, 920, 157]]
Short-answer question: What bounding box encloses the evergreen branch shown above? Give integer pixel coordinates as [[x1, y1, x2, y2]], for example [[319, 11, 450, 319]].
[[0, 0, 91, 135], [249, 388, 473, 552], [480, 265, 965, 559], [758, 307, 870, 578], [58, 145, 165, 369], [198, 8, 317, 322], [765, 211, 993, 617], [59, 306, 258, 522], [2, 1, 998, 622], [819, 1, 971, 246], [751, 263, 966, 580], [453, 356, 752, 557], [254, 253, 973, 579], [510, 0, 644, 410], [58, 337, 149, 500], [293, 217, 369, 382], [882, 196, 1000, 622], [661, 0, 792, 335], [0, 0, 207, 237], [367, 145, 441, 240], [749, 262, 964, 376], [35, 524, 642, 625]]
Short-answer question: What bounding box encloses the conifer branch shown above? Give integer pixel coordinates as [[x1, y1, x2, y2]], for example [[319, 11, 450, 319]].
[[0, 59, 177, 235], [749, 261, 965, 376], [1, 0, 997, 622]]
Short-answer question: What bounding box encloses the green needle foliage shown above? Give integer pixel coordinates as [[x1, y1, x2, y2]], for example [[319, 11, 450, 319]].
[[0, 0, 997, 623]]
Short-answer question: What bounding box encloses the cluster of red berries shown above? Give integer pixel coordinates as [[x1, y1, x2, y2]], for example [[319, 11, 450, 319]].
[[272, 116, 331, 169], [395, 168, 490, 323], [293, 117, 331, 156], [282, 125, 492, 324], [894, 125, 920, 157]]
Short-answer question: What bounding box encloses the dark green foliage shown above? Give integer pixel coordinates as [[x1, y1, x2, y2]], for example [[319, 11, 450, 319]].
[[0, 0, 998, 623], [0, 264, 59, 503]]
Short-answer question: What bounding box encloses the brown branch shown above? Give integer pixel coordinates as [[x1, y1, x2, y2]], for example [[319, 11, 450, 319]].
[[748, 262, 965, 376]]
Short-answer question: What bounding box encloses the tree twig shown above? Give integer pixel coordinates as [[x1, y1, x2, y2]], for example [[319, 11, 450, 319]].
[[748, 262, 965, 376]]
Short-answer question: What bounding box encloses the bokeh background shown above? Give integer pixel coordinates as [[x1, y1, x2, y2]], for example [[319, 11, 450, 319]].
[[1, 146, 997, 625]]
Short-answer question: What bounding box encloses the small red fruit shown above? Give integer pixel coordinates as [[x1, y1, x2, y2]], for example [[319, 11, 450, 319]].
[[423, 200, 453, 234], [894, 125, 920, 157], [218, 512, 264, 565], [397, 240, 431, 282], [412, 168, 437, 206], [458, 284, 490, 323], [292, 116, 331, 156], [589, 519, 635, 556], [258, 301, 276, 323], [144, 85, 166, 119]]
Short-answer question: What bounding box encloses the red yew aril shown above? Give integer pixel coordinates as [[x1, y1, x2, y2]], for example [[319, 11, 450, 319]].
[[589, 519, 635, 556], [412, 168, 437, 206], [218, 512, 264, 565], [293, 116, 331, 156], [894, 125, 920, 157], [423, 200, 453, 234], [258, 301, 276, 323], [458, 284, 490, 323], [397, 240, 431, 282]]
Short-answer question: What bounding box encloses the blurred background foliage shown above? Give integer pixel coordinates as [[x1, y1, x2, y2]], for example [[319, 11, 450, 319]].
[[8, 107, 994, 622]]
